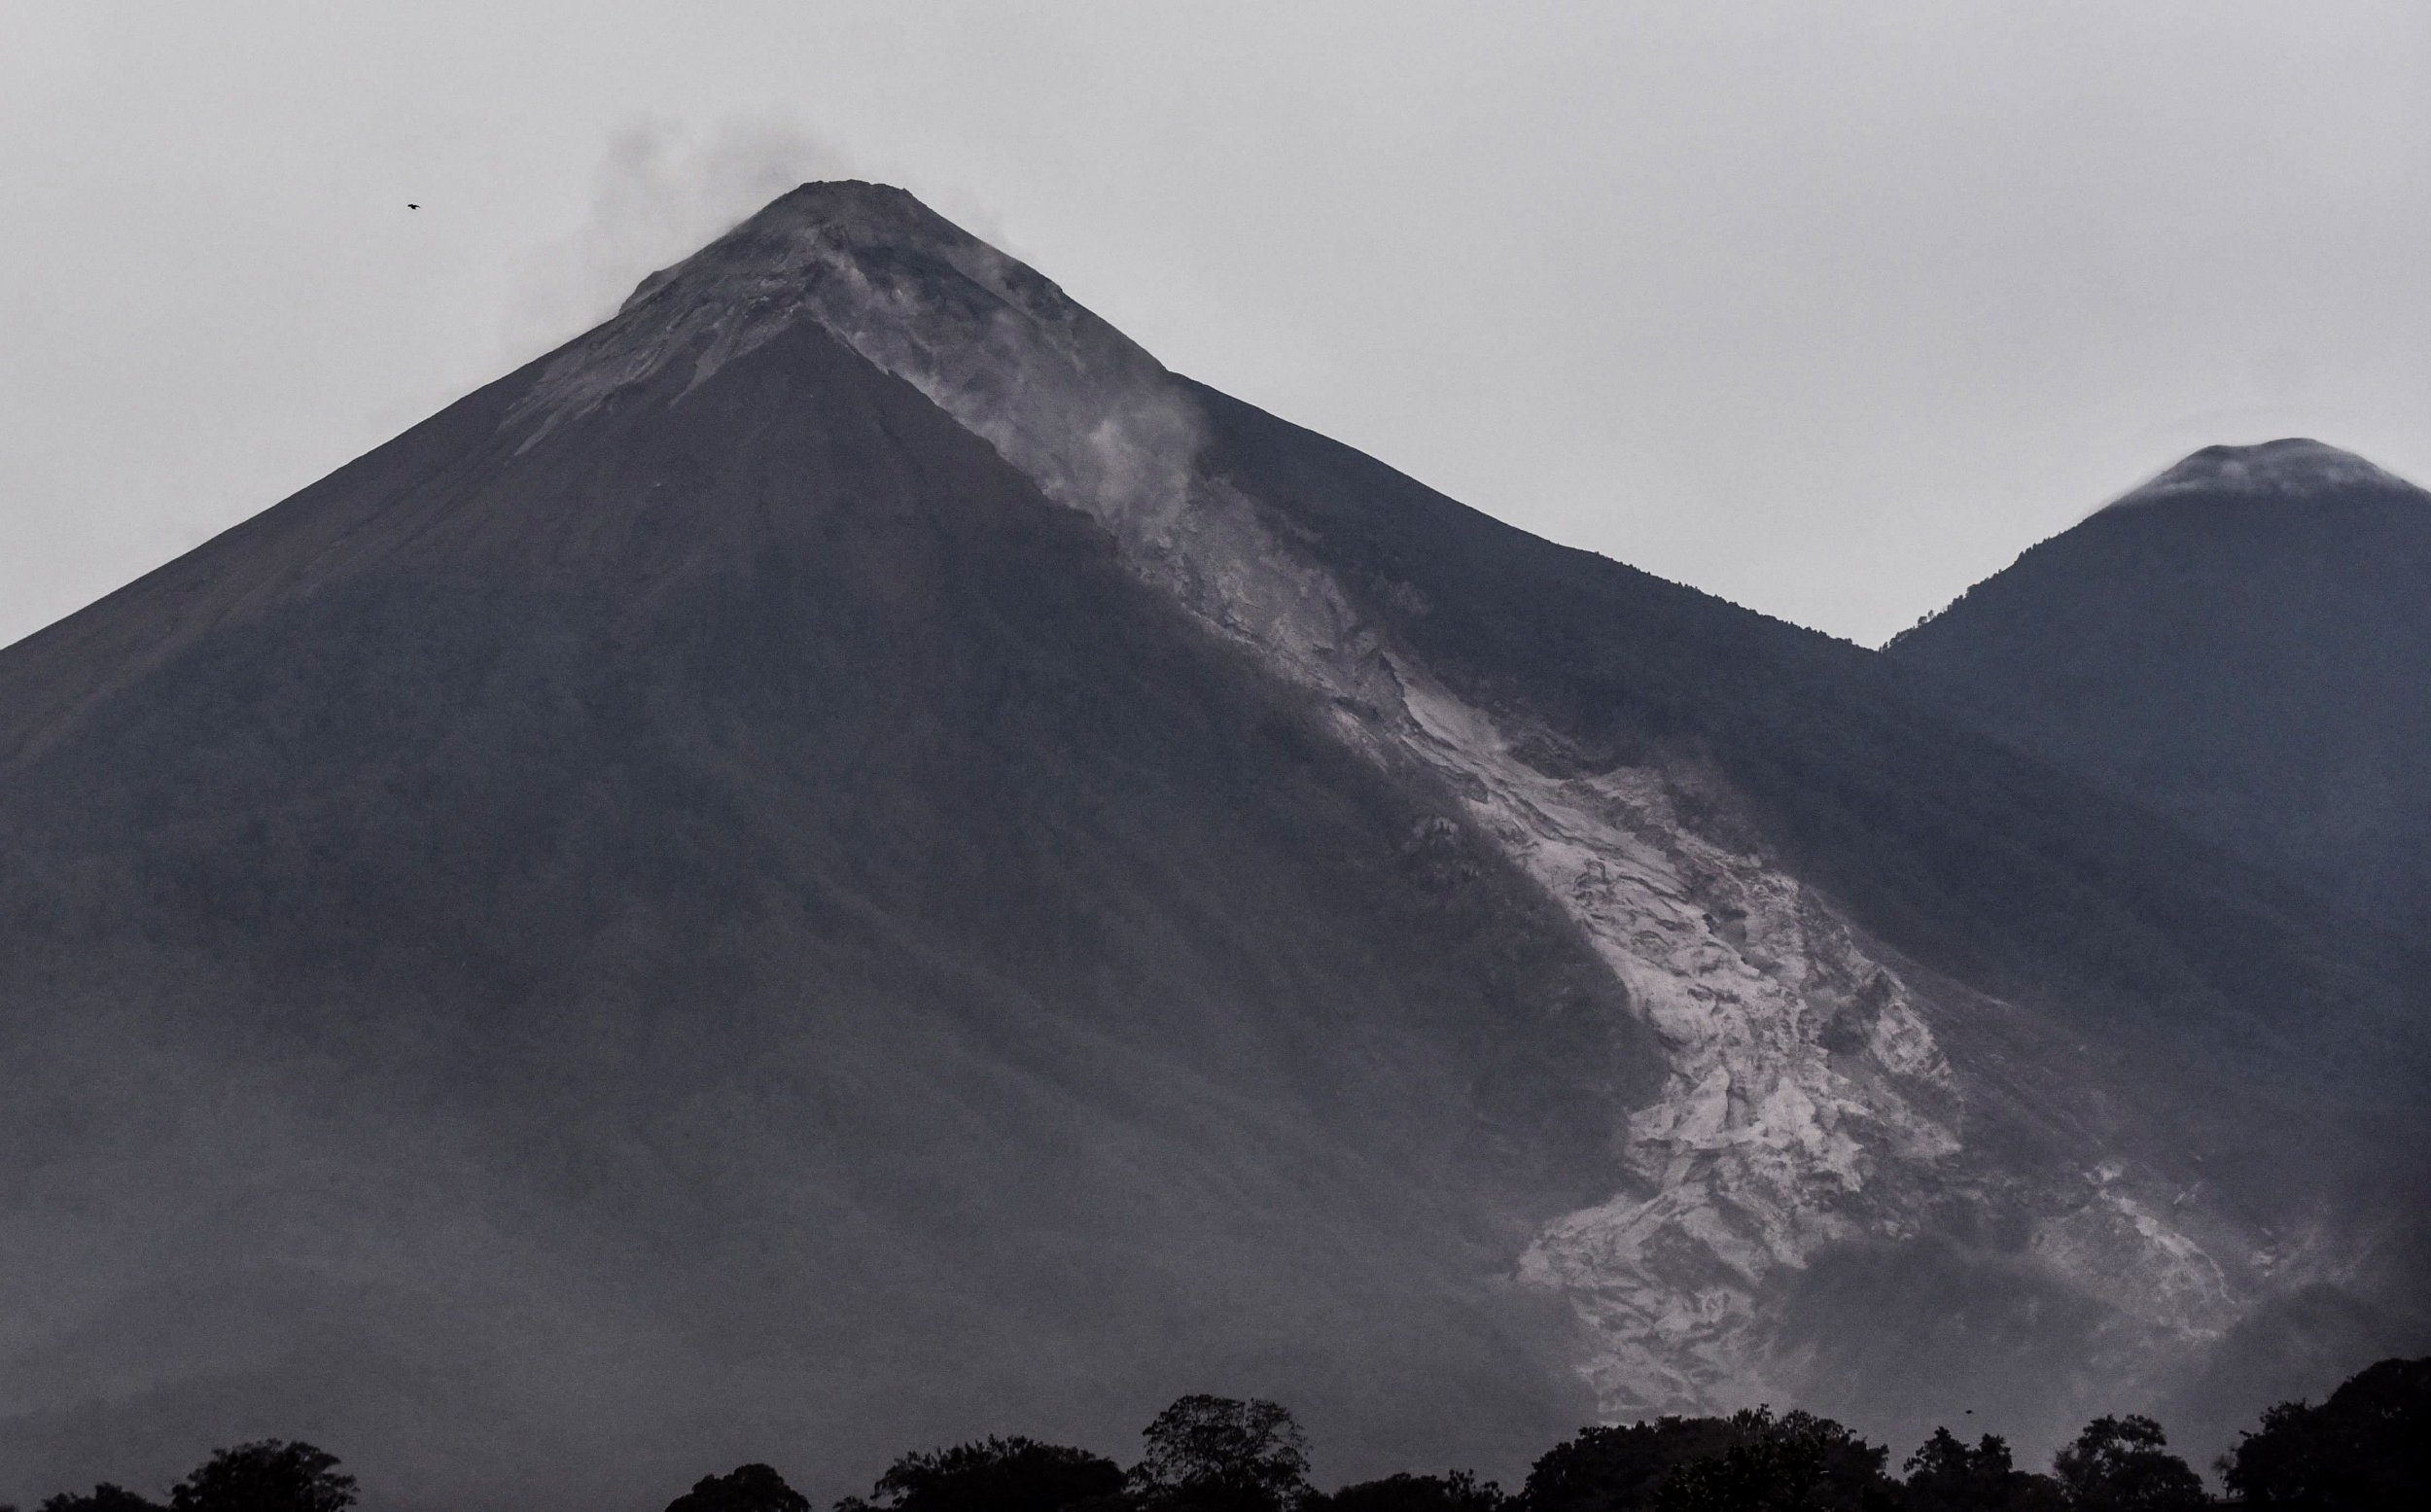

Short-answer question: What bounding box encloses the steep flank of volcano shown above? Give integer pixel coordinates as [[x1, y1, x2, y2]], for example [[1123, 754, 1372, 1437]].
[[0, 259, 1643, 1509]]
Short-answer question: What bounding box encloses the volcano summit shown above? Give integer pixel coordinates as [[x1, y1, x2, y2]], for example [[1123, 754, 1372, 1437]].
[[0, 185, 2420, 1511]]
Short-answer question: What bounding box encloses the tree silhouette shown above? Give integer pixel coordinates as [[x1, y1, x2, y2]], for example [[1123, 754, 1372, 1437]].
[[2049, 1417, 2203, 1511], [663, 1462, 811, 1512], [853, 1436, 1124, 1512], [1644, 1408, 1894, 1511], [2219, 1355, 2430, 1510], [1521, 1415, 1762, 1512], [31, 1359, 2431, 1512], [1902, 1428, 2063, 1512], [1311, 1470, 1503, 1512], [1133, 1395, 1312, 1512], [166, 1442, 355, 1512]]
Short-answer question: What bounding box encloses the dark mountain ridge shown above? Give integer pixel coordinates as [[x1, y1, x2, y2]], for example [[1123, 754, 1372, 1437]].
[[0, 184, 2420, 1509]]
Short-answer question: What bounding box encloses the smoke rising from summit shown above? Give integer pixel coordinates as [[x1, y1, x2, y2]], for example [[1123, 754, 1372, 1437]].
[[505, 119, 857, 362]]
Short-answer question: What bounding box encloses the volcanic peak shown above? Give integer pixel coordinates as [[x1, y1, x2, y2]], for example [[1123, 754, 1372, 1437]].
[[2103, 438, 2419, 511], [618, 181, 1040, 316], [517, 180, 1181, 518]]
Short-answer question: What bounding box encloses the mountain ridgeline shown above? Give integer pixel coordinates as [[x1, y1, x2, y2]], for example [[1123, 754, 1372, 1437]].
[[0, 184, 2421, 1511]]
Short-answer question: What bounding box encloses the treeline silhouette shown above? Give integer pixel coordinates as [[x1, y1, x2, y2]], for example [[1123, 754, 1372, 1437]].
[[15, 1358, 2423, 1511]]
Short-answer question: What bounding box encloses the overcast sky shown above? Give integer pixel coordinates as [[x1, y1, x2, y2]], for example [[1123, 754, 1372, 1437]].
[[5, 1, 2426, 648]]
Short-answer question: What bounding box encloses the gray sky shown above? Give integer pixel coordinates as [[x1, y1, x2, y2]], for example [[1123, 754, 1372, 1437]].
[[5, 1, 2426, 649]]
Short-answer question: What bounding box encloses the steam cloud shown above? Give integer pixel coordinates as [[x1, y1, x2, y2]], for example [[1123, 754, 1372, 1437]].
[[504, 118, 856, 362]]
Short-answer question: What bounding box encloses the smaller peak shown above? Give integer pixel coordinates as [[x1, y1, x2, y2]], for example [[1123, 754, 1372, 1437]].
[[2106, 439, 2419, 511]]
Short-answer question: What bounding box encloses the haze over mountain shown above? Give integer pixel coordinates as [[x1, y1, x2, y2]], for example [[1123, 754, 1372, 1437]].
[[1887, 439, 2431, 941], [0, 185, 2421, 1511]]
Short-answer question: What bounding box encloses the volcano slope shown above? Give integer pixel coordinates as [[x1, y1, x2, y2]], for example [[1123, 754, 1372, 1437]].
[[0, 184, 2421, 1508]]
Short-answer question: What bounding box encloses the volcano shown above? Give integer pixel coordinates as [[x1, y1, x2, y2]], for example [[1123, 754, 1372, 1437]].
[[0, 186, 2421, 1510]]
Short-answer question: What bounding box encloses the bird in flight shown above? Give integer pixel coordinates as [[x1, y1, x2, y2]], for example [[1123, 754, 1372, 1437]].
[[407, 202, 420, 210]]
